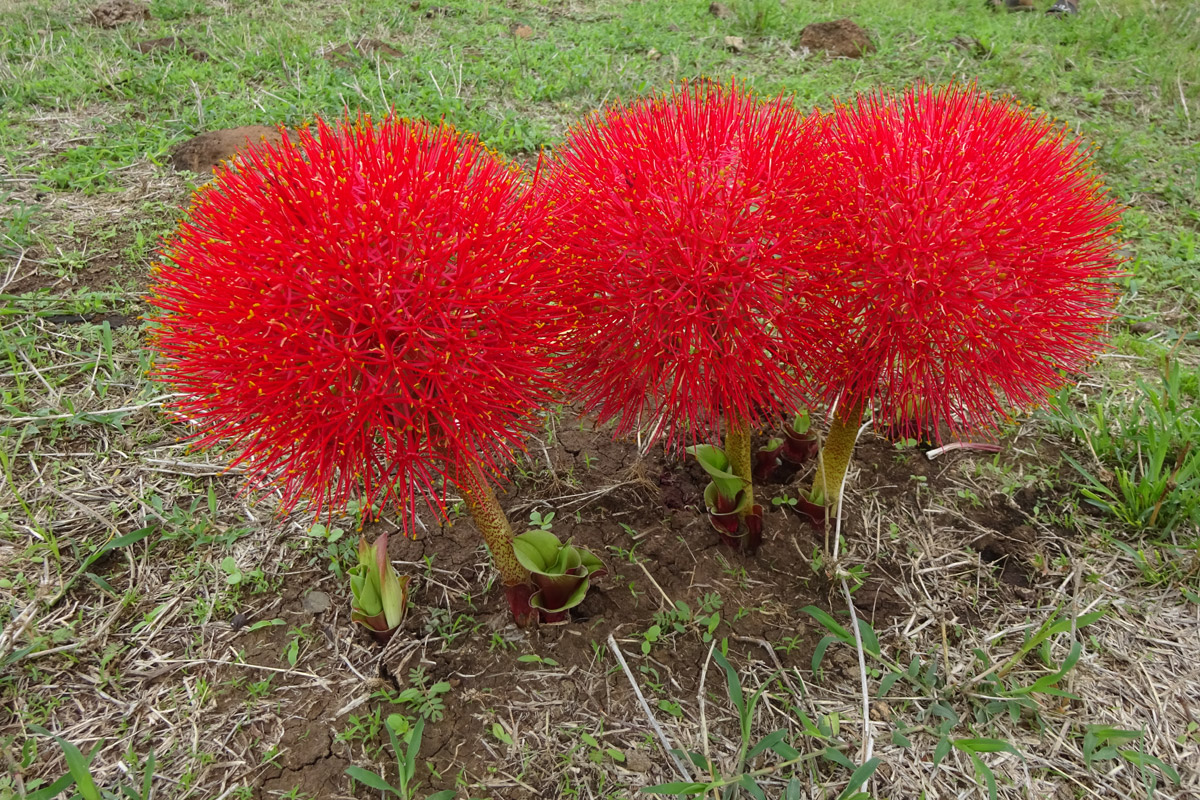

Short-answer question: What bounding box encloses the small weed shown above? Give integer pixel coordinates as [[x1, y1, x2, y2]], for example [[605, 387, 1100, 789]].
[[394, 667, 452, 722], [307, 522, 354, 578], [26, 726, 155, 800], [516, 653, 559, 667], [1054, 355, 1200, 534], [424, 607, 477, 645], [345, 715, 455, 800], [528, 509, 555, 531], [771, 490, 799, 508]]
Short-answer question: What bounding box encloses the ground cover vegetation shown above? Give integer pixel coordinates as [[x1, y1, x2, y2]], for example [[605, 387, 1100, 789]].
[[1, 0, 1198, 798]]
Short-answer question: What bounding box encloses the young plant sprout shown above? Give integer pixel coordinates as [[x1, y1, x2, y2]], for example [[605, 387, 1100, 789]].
[[800, 84, 1122, 520], [350, 533, 411, 642], [687, 443, 760, 551], [541, 82, 829, 550], [754, 410, 819, 483], [511, 530, 606, 623], [148, 116, 566, 625]]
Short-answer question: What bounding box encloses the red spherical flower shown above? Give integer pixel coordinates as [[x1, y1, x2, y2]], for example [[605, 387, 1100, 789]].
[[542, 82, 831, 445], [148, 116, 559, 524], [807, 84, 1122, 436]]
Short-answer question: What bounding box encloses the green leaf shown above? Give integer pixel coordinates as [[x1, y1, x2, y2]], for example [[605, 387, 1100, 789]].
[[529, 571, 590, 613], [81, 527, 155, 572], [30, 727, 100, 800], [285, 638, 299, 667], [345, 765, 398, 795], [1119, 751, 1180, 783], [688, 444, 744, 500], [953, 738, 1021, 756], [83, 572, 119, 596], [801, 606, 852, 642], [549, 543, 581, 575], [770, 738, 801, 760], [932, 736, 951, 766], [425, 792, 457, 800], [746, 730, 787, 761], [811, 633, 843, 677], [821, 747, 855, 771], [1009, 641, 1083, 697], [967, 753, 998, 800], [641, 782, 713, 795], [23, 774, 77, 800], [379, 568, 409, 629], [686, 444, 729, 473], [711, 647, 744, 715], [491, 723, 513, 745], [140, 750, 155, 800], [739, 774, 768, 800], [856, 618, 881, 657], [836, 757, 881, 800], [245, 618, 285, 632], [513, 529, 566, 573], [404, 717, 425, 786], [793, 709, 826, 739], [703, 480, 750, 515], [929, 701, 960, 726], [577, 546, 607, 578]]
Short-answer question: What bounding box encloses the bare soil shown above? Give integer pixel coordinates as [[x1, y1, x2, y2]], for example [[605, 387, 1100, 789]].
[[182, 414, 1072, 798]]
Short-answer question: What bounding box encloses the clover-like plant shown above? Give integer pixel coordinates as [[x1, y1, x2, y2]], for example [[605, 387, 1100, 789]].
[[148, 116, 565, 625], [512, 530, 606, 623], [541, 82, 829, 548], [350, 533, 411, 643], [798, 84, 1122, 521]]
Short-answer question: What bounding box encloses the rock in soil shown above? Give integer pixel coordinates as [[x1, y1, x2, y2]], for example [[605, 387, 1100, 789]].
[[89, 0, 149, 28], [798, 18, 876, 58], [301, 591, 331, 614], [169, 126, 285, 175]]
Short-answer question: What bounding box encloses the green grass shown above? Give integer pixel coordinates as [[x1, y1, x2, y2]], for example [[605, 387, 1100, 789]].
[[2, 0, 1199, 797]]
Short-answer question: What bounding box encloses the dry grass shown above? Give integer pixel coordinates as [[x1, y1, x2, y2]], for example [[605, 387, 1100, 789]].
[[3, 0, 1200, 797]]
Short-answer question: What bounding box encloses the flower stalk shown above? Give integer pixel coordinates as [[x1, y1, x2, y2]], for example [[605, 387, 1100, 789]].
[[794, 84, 1121, 533], [455, 461, 534, 625], [724, 419, 754, 513], [809, 400, 865, 515]]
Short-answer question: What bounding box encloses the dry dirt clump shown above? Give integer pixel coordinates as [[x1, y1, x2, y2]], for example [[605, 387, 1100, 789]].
[[322, 38, 404, 66], [132, 37, 209, 61], [168, 126, 286, 175], [88, 0, 150, 28], [709, 2, 735, 20], [799, 18, 876, 58]]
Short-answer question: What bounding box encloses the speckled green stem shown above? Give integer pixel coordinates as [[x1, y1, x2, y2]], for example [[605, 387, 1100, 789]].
[[810, 401, 865, 515], [725, 418, 754, 514], [457, 461, 529, 588]]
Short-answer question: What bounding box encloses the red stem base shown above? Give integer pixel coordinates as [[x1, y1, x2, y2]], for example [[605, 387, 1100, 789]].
[[505, 582, 536, 627]]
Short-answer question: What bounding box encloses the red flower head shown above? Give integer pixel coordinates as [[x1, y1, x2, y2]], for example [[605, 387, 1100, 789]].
[[542, 82, 831, 446], [148, 116, 559, 526], [808, 84, 1122, 437]]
